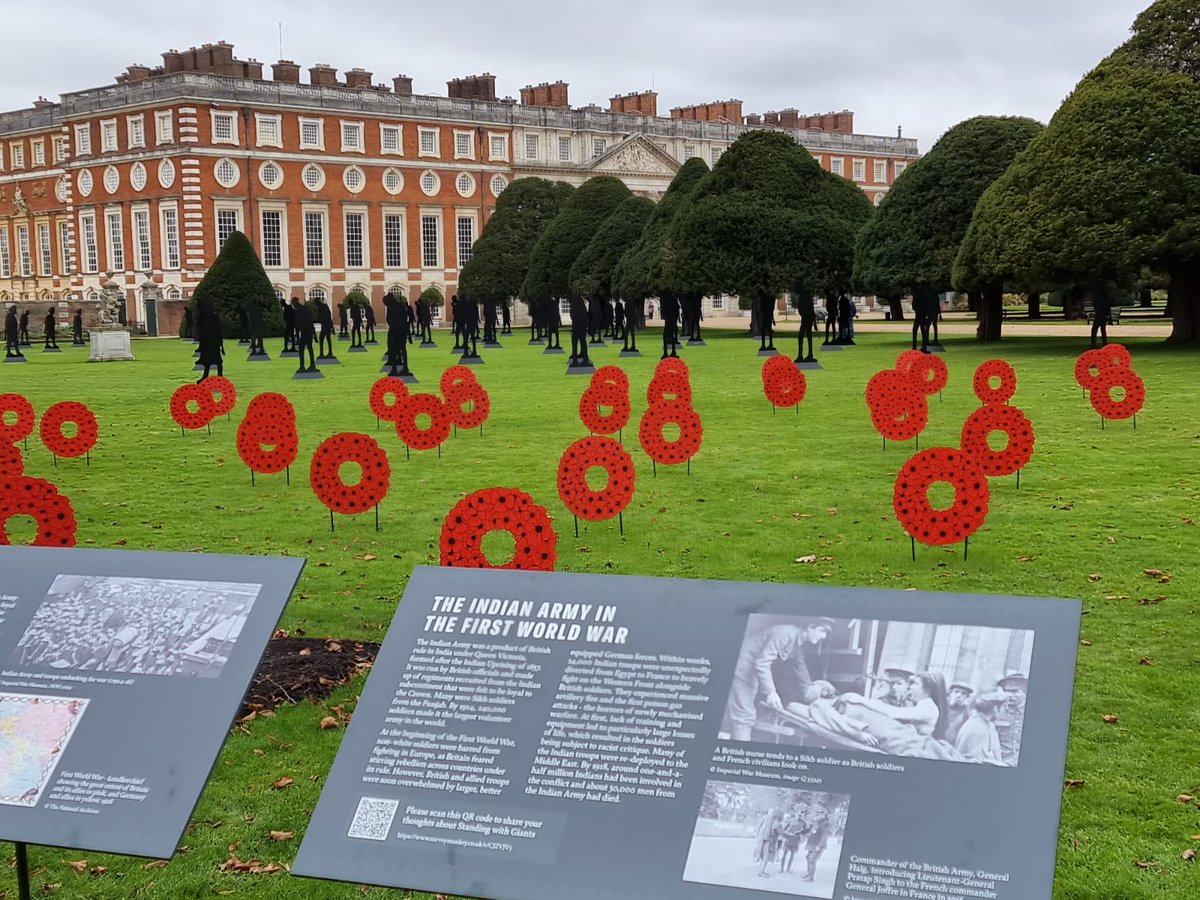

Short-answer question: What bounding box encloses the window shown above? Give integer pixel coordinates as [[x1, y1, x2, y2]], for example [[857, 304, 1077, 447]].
[[308, 286, 327, 305], [710, 147, 723, 166], [100, 119, 118, 151], [383, 213, 404, 268], [852, 158, 865, 181], [9, 142, 24, 169], [525, 133, 539, 159], [38, 223, 52, 275], [256, 114, 281, 148], [127, 115, 145, 148], [456, 216, 475, 266], [558, 136, 571, 162], [16, 226, 31, 277], [52, 136, 66, 163], [0, 228, 9, 278], [32, 139, 45, 166], [74, 124, 92, 155], [711, 295, 726, 311], [299, 117, 324, 149], [341, 120, 364, 152], [420, 214, 441, 268], [80, 213, 98, 273], [830, 157, 845, 176], [132, 208, 152, 271], [261, 210, 283, 268], [380, 124, 402, 155], [215, 207, 241, 251], [455, 172, 475, 197], [592, 138, 607, 159], [211, 110, 237, 144], [302, 164, 325, 191], [77, 169, 93, 197], [160, 206, 180, 269], [490, 174, 507, 197], [345, 211, 366, 268], [57, 220, 71, 273], [155, 110, 174, 144], [683, 144, 696, 160], [343, 166, 365, 193], [420, 170, 440, 196], [105, 210, 125, 271], [259, 160, 283, 190], [55, 178, 68, 203], [874, 160, 887, 183], [158, 158, 175, 188], [130, 162, 147, 192], [895, 161, 909, 178], [489, 133, 508, 160], [304, 211, 326, 267], [419, 127, 439, 157], [813, 154, 823, 167], [103, 165, 120, 194], [454, 130, 474, 159], [382, 168, 404, 195], [215, 158, 240, 188], [874, 193, 884, 207]]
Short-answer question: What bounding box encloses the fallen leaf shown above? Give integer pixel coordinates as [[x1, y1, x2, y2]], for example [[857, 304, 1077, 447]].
[[1065, 779, 1086, 788], [1176, 794, 1194, 804], [269, 831, 294, 842], [1183, 849, 1196, 861], [1189, 834, 1200, 841], [271, 776, 295, 790], [1080, 639, 1093, 646], [1143, 568, 1165, 578], [298, 648, 312, 656], [90, 866, 109, 876], [65, 860, 88, 873], [362, 554, 376, 561], [1139, 657, 1154, 666], [320, 716, 340, 730], [1087, 574, 1102, 582], [142, 860, 168, 870], [1102, 714, 1119, 724], [1133, 860, 1154, 869], [1016, 555, 1037, 562], [794, 555, 818, 564]]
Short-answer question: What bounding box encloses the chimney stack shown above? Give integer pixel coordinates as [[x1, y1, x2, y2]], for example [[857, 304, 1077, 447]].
[[610, 90, 658, 117], [308, 63, 340, 87], [520, 81, 569, 108], [393, 74, 413, 95], [345, 67, 373, 89], [272, 59, 301, 83]]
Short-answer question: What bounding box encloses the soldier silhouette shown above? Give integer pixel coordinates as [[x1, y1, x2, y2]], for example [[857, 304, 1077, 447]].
[[72, 308, 84, 345], [19, 309, 31, 346], [349, 301, 364, 348], [244, 298, 266, 356], [316, 297, 335, 359], [5, 306, 22, 358], [364, 302, 377, 343], [43, 309, 58, 348], [383, 291, 411, 376], [291, 298, 318, 372], [569, 293, 591, 367]]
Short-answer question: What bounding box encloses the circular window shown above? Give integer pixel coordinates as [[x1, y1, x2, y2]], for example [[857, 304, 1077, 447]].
[[158, 158, 176, 189], [419, 170, 440, 196], [455, 172, 476, 198], [55, 177, 69, 203], [302, 163, 325, 191], [382, 168, 404, 195], [103, 165, 120, 194], [259, 160, 283, 190], [215, 158, 240, 188], [77, 170, 93, 197], [130, 162, 147, 192], [343, 165, 365, 193], [490, 174, 508, 198]]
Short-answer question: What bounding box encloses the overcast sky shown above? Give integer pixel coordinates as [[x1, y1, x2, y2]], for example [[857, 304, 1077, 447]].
[[0, 0, 1152, 150]]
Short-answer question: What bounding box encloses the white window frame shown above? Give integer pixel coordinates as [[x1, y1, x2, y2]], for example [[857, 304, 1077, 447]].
[[9, 142, 24, 169], [127, 114, 145, 148], [711, 295, 726, 311], [211, 110, 238, 145], [895, 161, 909, 178], [455, 213, 476, 267], [592, 138, 607, 159], [488, 132, 508, 162], [159, 204, 180, 270], [104, 208, 124, 271], [682, 144, 696, 160], [873, 160, 887, 183], [453, 129, 475, 160], [52, 136, 66, 163], [37, 222, 53, 276], [558, 135, 571, 162], [57, 219, 71, 274], [131, 206, 152, 272], [16, 225, 31, 277], [830, 157, 845, 176], [155, 110, 174, 145], [525, 133, 540, 160], [74, 123, 92, 156], [340, 119, 365, 153], [0, 227, 9, 278], [100, 118, 118, 152], [79, 212, 99, 273], [255, 113, 282, 148], [299, 116, 324, 150], [343, 208, 369, 270], [710, 147, 723, 166], [382, 209, 405, 270], [213, 201, 244, 253], [852, 158, 866, 182], [31, 139, 45, 166], [303, 207, 329, 269], [418, 126, 440, 158], [380, 123, 403, 156], [419, 211, 442, 269], [259, 205, 287, 269]]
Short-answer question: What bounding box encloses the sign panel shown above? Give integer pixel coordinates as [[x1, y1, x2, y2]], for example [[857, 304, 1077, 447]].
[[295, 566, 1080, 900], [0, 546, 303, 858]]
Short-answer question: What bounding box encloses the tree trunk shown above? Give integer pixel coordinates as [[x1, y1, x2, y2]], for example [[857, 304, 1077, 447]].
[[976, 285, 1004, 342], [1139, 288, 1153, 308], [966, 291, 979, 313], [885, 293, 905, 321], [1166, 265, 1200, 343], [1027, 291, 1041, 319]]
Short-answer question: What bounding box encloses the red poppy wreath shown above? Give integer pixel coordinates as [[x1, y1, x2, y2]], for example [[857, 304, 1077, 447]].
[[557, 435, 636, 521], [40, 401, 99, 459], [960, 404, 1036, 476], [368, 376, 410, 422], [0, 442, 25, 476], [1089, 366, 1145, 421], [865, 369, 927, 442], [203, 375, 238, 418], [309, 432, 391, 514], [896, 350, 949, 396], [647, 369, 693, 405], [592, 365, 630, 392], [237, 392, 299, 474], [0, 393, 36, 444], [972, 360, 1017, 405], [170, 383, 213, 431], [893, 447, 990, 546], [394, 392, 452, 450], [1073, 345, 1132, 394], [447, 381, 491, 430], [0, 474, 78, 547], [638, 399, 703, 465], [762, 355, 807, 408], [579, 379, 631, 435], [440, 487, 557, 571]]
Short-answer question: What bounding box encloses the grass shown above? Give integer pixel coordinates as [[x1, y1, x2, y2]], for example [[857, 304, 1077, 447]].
[[2, 328, 1198, 899]]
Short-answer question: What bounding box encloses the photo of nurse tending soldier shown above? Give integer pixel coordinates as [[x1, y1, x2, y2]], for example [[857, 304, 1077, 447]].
[[720, 615, 1034, 767]]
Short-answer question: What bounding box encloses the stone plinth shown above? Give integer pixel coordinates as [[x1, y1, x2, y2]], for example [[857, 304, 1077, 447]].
[[88, 327, 135, 362]]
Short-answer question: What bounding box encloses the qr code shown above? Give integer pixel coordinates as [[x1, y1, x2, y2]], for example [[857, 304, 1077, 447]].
[[347, 796, 399, 841]]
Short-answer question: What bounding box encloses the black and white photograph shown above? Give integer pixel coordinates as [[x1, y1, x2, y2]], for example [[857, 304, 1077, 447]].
[[720, 614, 1034, 767], [10, 575, 262, 679], [683, 781, 850, 898]]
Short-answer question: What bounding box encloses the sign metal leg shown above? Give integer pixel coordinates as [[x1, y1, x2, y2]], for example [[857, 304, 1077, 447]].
[[16, 841, 31, 900]]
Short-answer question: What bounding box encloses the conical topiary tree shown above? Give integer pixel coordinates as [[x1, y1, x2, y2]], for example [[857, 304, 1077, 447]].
[[189, 231, 284, 337]]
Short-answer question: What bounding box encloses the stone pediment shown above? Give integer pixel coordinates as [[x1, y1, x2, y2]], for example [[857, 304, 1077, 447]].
[[588, 134, 680, 177]]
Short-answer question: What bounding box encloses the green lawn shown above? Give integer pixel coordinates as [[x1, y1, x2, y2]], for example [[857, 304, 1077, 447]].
[[2, 328, 1197, 899]]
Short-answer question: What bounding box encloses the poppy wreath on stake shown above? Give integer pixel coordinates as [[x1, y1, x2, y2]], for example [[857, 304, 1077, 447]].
[[0, 475, 78, 547], [1073, 345, 1132, 393], [170, 383, 214, 431], [893, 447, 990, 547], [865, 369, 927, 442], [1089, 366, 1146, 421], [896, 350, 949, 396], [972, 360, 1017, 405], [0, 442, 25, 476], [447, 381, 490, 430], [394, 392, 452, 450], [368, 376, 410, 422], [557, 435, 636, 521], [439, 365, 478, 398], [647, 369, 693, 405], [203, 376, 237, 418], [40, 401, 99, 459], [0, 393, 36, 444], [960, 404, 1036, 476], [237, 393, 299, 474], [579, 379, 631, 435], [439, 486, 557, 571], [592, 365, 630, 392], [655, 356, 690, 380], [639, 399, 703, 466], [762, 355, 807, 408], [309, 432, 391, 515]]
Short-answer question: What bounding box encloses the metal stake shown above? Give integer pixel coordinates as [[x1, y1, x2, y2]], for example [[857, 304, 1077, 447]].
[[911, 536, 916, 562], [330, 509, 335, 532], [964, 536, 970, 562], [619, 512, 624, 535], [16, 842, 31, 900], [286, 466, 291, 486], [375, 504, 380, 532], [574, 516, 579, 539]]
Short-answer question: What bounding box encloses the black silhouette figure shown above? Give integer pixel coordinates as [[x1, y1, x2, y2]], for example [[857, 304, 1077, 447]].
[[350, 302, 365, 349], [244, 298, 266, 356], [450, 295, 465, 351], [316, 298, 335, 359], [622, 299, 639, 353], [756, 292, 776, 353], [364, 302, 377, 343], [837, 294, 856, 344], [613, 298, 626, 344], [796, 295, 817, 362], [545, 300, 563, 350], [383, 291, 411, 376], [823, 296, 839, 345], [291, 298, 317, 372], [281, 298, 296, 353], [337, 302, 350, 339], [1090, 279, 1112, 348], [417, 297, 434, 344], [237, 303, 250, 344], [501, 301, 512, 335], [684, 295, 704, 342], [913, 285, 938, 352], [43, 310, 58, 348], [588, 295, 604, 344], [19, 310, 31, 346], [181, 306, 193, 339], [569, 293, 591, 367], [5, 306, 22, 358], [662, 294, 682, 358], [482, 300, 498, 344], [195, 297, 224, 380], [458, 294, 480, 359], [72, 308, 84, 345]]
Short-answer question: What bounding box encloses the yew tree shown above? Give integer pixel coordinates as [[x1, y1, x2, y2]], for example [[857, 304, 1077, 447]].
[[189, 231, 284, 338], [569, 195, 657, 303]]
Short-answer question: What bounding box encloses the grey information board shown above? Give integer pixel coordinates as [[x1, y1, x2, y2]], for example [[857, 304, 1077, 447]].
[[294, 566, 1080, 900], [0, 546, 304, 858]]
